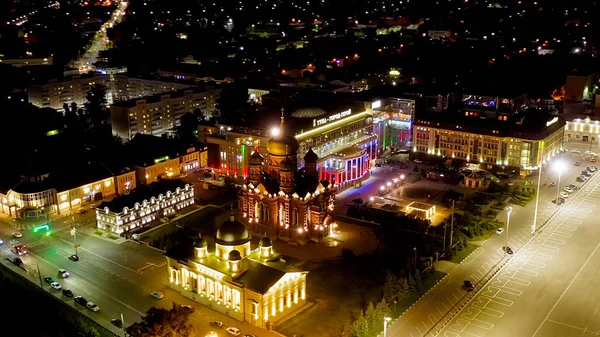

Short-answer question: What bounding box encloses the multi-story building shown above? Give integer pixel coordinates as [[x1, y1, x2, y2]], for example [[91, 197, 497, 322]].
[[166, 218, 307, 329], [0, 162, 135, 219], [111, 86, 220, 139], [96, 180, 194, 234], [239, 117, 337, 242], [564, 117, 600, 146], [126, 134, 207, 186], [27, 74, 112, 111], [412, 111, 565, 174], [112, 75, 194, 101]]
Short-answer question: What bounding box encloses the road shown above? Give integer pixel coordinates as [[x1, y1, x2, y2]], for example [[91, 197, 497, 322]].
[[436, 153, 600, 337], [0, 208, 282, 337], [71, 1, 128, 72], [383, 146, 598, 337]]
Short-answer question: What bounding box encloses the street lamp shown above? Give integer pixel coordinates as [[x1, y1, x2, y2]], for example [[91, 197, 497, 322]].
[[505, 206, 512, 255], [532, 163, 542, 235], [413, 247, 418, 269], [383, 317, 391, 337], [554, 161, 565, 205]]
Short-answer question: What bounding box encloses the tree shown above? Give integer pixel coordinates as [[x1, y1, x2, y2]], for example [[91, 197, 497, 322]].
[[176, 112, 200, 145], [407, 273, 417, 293], [364, 302, 376, 330], [354, 311, 369, 337], [374, 298, 391, 326], [414, 269, 423, 289], [126, 303, 196, 337], [84, 83, 109, 130]]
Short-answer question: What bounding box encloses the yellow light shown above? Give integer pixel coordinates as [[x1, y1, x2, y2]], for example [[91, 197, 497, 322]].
[[271, 127, 280, 136]]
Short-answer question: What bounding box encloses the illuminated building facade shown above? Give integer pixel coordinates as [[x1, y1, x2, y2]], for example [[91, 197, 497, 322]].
[[126, 134, 206, 186], [412, 114, 565, 173], [372, 97, 421, 150], [112, 74, 193, 101], [295, 109, 377, 190], [239, 116, 336, 242], [111, 86, 220, 140], [564, 117, 600, 145], [166, 216, 307, 329], [0, 164, 135, 219], [96, 181, 194, 234], [27, 73, 112, 111]]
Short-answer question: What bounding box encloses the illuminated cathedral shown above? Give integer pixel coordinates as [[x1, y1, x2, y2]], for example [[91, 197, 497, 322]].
[[238, 115, 336, 242]]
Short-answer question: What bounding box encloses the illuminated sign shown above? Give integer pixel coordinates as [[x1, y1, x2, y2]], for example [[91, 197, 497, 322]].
[[389, 69, 400, 76], [33, 224, 51, 236], [154, 156, 170, 163], [372, 100, 381, 109], [313, 109, 352, 127], [546, 117, 558, 127]]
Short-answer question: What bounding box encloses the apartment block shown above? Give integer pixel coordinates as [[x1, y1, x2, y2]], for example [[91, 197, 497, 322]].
[[27, 74, 111, 111]]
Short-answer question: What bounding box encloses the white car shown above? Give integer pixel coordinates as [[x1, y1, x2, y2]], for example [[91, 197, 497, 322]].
[[564, 187, 574, 193], [560, 192, 570, 198], [58, 269, 70, 278], [571, 149, 582, 154], [50, 282, 62, 290], [151, 291, 164, 299], [414, 159, 423, 164], [12, 232, 22, 238], [86, 302, 100, 312], [496, 228, 505, 234], [226, 327, 241, 336]]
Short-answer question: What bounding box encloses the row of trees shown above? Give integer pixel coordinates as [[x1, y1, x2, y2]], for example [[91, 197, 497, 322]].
[[127, 303, 195, 337], [382, 270, 423, 304], [343, 299, 391, 337]]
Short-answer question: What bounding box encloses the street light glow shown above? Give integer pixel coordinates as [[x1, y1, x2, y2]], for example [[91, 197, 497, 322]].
[[271, 127, 280, 137], [554, 161, 565, 172]]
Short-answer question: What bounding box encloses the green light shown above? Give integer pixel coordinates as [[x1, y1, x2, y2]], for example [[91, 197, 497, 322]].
[[33, 224, 50, 233], [154, 156, 170, 163]]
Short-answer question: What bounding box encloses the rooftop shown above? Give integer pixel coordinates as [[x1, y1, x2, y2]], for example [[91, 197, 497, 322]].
[[126, 134, 201, 167], [98, 179, 187, 213], [111, 85, 218, 108]]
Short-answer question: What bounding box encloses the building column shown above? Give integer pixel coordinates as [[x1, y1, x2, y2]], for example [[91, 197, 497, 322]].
[[294, 287, 299, 304], [286, 287, 292, 308], [279, 290, 284, 312]]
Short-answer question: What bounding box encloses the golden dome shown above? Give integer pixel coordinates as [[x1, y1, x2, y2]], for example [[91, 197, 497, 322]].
[[267, 110, 299, 156], [267, 134, 300, 156]]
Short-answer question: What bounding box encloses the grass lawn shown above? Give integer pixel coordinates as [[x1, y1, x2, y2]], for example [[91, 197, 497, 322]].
[[276, 259, 446, 337], [449, 243, 479, 264]]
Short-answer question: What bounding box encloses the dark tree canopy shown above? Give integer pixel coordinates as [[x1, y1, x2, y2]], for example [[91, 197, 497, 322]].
[[126, 303, 196, 337]]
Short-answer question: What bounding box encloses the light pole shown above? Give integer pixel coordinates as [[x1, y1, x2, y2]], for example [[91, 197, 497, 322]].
[[413, 247, 417, 269], [36, 262, 43, 288], [532, 162, 542, 235], [505, 206, 512, 255], [383, 317, 391, 337], [555, 161, 565, 205]]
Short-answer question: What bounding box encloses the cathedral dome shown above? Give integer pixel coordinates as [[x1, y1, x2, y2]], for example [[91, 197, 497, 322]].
[[291, 107, 327, 118], [303, 147, 318, 163], [267, 134, 300, 157], [280, 156, 296, 172], [216, 215, 251, 245], [259, 236, 273, 248], [228, 249, 242, 261], [249, 149, 264, 165], [194, 237, 208, 248]]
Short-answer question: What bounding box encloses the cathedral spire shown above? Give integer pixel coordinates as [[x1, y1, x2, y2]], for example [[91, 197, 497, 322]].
[[280, 108, 285, 129]]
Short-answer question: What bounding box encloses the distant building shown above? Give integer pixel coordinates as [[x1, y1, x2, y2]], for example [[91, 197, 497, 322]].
[[166, 217, 307, 329], [565, 72, 600, 102], [27, 73, 112, 111], [564, 117, 600, 145], [126, 134, 207, 186], [111, 86, 220, 139], [112, 74, 194, 101], [0, 56, 53, 67], [0, 162, 135, 219], [96, 180, 194, 234]]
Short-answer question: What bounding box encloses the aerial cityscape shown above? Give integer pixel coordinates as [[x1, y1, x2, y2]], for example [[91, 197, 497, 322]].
[[0, 0, 599, 336]]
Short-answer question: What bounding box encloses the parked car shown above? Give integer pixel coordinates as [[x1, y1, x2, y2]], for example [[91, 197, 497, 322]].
[[575, 161, 581, 166], [74, 296, 88, 306], [77, 208, 87, 214], [210, 321, 225, 328], [86, 302, 100, 312], [589, 166, 598, 172], [414, 159, 423, 164], [571, 149, 582, 154], [553, 197, 565, 205], [503, 246, 514, 254], [178, 304, 194, 312], [111, 318, 123, 328], [43, 276, 53, 284], [496, 228, 505, 234], [50, 282, 62, 290], [62, 289, 73, 297], [12, 258, 22, 265], [463, 280, 475, 291], [564, 187, 574, 193], [226, 327, 242, 336], [151, 291, 164, 299], [560, 192, 570, 198], [89, 204, 97, 209]]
